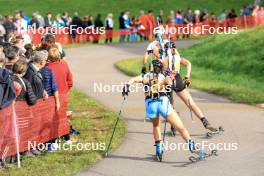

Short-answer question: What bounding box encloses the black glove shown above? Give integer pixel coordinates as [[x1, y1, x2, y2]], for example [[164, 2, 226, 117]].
[[122, 84, 130, 97], [184, 76, 191, 88], [141, 66, 146, 74]]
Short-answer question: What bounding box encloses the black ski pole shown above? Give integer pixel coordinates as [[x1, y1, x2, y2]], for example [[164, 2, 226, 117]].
[[105, 96, 126, 157], [187, 98, 194, 122]]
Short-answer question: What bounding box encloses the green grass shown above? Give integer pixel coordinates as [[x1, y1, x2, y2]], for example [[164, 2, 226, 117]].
[[0, 0, 254, 29], [0, 88, 126, 176], [115, 26, 264, 104]]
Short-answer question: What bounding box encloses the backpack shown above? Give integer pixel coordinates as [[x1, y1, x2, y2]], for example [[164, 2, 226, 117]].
[[0, 68, 16, 109]]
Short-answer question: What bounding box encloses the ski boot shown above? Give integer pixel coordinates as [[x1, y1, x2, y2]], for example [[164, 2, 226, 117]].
[[170, 126, 177, 137], [188, 139, 207, 162], [154, 141, 163, 162], [201, 117, 224, 138]]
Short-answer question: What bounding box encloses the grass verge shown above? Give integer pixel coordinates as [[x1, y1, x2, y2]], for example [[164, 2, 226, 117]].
[[0, 88, 126, 176]]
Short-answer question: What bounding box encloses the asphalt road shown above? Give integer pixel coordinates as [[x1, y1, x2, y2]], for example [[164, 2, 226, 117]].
[[66, 41, 264, 176]]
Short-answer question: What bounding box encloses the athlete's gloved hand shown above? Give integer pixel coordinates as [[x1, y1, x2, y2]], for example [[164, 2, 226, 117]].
[[184, 76, 191, 88], [141, 66, 146, 74], [122, 84, 130, 97]]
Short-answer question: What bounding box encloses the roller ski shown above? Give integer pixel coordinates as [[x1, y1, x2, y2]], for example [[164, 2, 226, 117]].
[[154, 141, 163, 162], [189, 149, 218, 163], [206, 126, 224, 138], [200, 117, 224, 138]]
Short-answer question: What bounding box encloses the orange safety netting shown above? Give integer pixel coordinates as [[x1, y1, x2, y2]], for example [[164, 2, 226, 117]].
[[0, 95, 70, 158]]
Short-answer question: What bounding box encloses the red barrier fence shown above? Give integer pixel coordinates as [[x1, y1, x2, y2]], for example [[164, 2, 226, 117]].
[[0, 95, 70, 159], [26, 14, 264, 46]]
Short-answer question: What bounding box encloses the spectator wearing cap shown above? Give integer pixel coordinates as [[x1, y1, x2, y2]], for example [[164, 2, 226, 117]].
[[24, 50, 48, 99], [4, 45, 20, 71]]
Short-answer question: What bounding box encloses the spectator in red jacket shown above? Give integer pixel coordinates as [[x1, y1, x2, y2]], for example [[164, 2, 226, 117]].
[[47, 47, 73, 143], [47, 47, 73, 95]]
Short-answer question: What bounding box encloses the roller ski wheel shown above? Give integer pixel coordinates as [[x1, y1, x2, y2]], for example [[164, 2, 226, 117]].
[[206, 126, 224, 138]]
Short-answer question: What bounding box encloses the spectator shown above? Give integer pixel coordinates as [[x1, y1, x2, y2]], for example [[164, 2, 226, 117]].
[[61, 11, 72, 26], [138, 10, 147, 40], [24, 43, 34, 61], [176, 10, 184, 24], [105, 13, 114, 43], [167, 10, 176, 25], [184, 8, 194, 24], [35, 11, 45, 27], [194, 9, 201, 24], [0, 15, 6, 42], [47, 47, 73, 144], [10, 36, 26, 57], [123, 11, 131, 42], [93, 13, 104, 43], [47, 47, 72, 96], [53, 14, 65, 27], [119, 11, 126, 42], [157, 10, 164, 25], [3, 15, 16, 42], [0, 44, 4, 57], [24, 50, 48, 99], [227, 9, 237, 19], [0, 44, 5, 67], [4, 45, 20, 71], [71, 12, 82, 42], [30, 12, 40, 28], [130, 16, 138, 42], [44, 12, 53, 28], [87, 15, 94, 27], [12, 59, 37, 105], [19, 10, 30, 26], [240, 5, 251, 16], [40, 33, 66, 59], [40, 65, 60, 110], [200, 9, 209, 22], [14, 11, 28, 33], [218, 10, 227, 21], [147, 10, 156, 39]]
